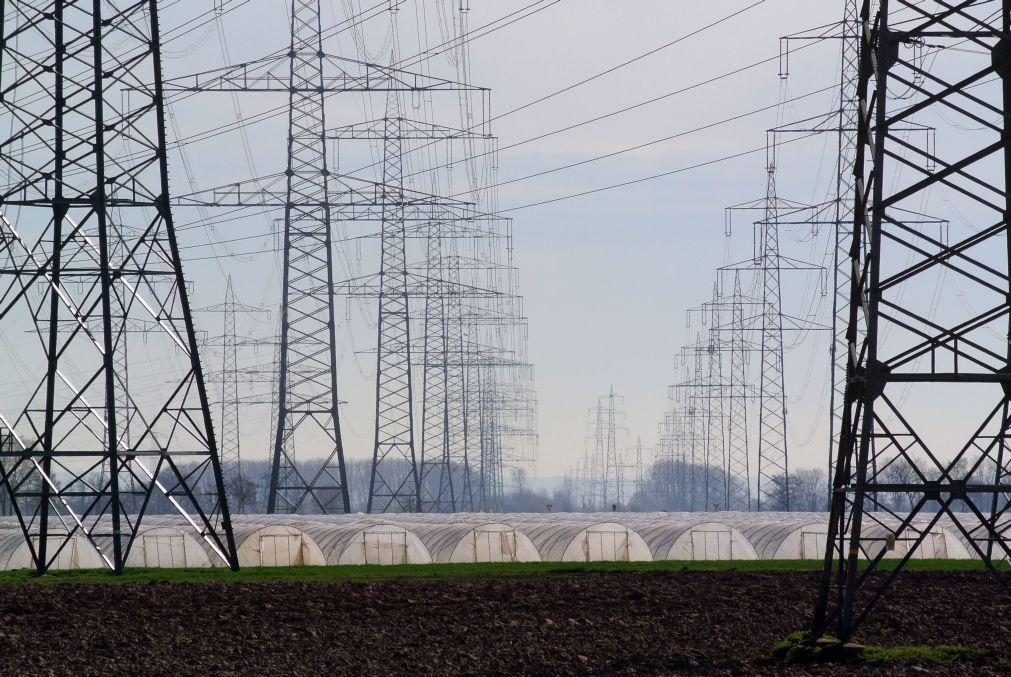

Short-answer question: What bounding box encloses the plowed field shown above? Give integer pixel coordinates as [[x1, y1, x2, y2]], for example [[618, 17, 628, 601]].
[[0, 571, 1007, 674]]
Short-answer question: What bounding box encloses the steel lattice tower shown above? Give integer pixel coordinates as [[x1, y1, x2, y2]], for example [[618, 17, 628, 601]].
[[704, 300, 728, 511], [0, 0, 237, 572], [679, 281, 759, 512], [418, 238, 475, 513], [197, 276, 264, 505], [478, 368, 504, 511], [756, 162, 790, 511], [323, 112, 489, 513], [443, 242, 474, 511], [583, 388, 624, 510], [719, 177, 827, 513], [267, 0, 349, 514], [605, 387, 622, 509], [588, 401, 605, 509], [827, 0, 862, 497], [367, 93, 421, 513], [814, 0, 1011, 641], [218, 278, 241, 490], [727, 273, 752, 510], [162, 0, 489, 513], [419, 224, 453, 511], [684, 347, 707, 511]]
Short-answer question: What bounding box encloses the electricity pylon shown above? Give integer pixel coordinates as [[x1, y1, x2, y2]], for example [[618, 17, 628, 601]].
[[605, 387, 623, 509], [328, 115, 489, 513], [580, 388, 624, 510], [0, 0, 237, 572], [721, 163, 829, 511], [756, 162, 790, 510], [827, 0, 861, 498], [268, 0, 348, 514], [419, 225, 454, 512], [727, 273, 753, 510], [196, 277, 267, 505], [162, 0, 487, 513], [704, 299, 728, 511], [367, 92, 421, 513], [814, 0, 1011, 641]]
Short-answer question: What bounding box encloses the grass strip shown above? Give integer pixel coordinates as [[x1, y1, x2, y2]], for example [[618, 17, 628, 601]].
[[770, 631, 990, 667], [0, 557, 993, 586]]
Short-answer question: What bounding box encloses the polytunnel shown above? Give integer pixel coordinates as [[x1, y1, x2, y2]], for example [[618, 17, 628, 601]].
[[709, 513, 826, 560], [859, 519, 972, 560], [718, 512, 975, 560], [0, 530, 105, 570], [123, 526, 215, 568], [393, 522, 541, 563], [510, 520, 652, 562], [732, 519, 830, 560], [230, 522, 326, 567], [633, 519, 758, 560], [302, 521, 432, 565]]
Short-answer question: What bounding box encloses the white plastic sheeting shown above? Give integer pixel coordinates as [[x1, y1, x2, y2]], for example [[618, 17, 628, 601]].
[[126, 526, 215, 568], [0, 511, 985, 569], [633, 519, 758, 561], [388, 522, 540, 563], [721, 513, 831, 560], [501, 520, 652, 562], [0, 530, 105, 570], [303, 521, 432, 565], [720, 512, 973, 560], [861, 520, 972, 560], [232, 523, 327, 567]]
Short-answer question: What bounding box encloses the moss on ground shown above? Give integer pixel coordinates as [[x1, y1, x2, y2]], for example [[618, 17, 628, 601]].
[[770, 631, 990, 667]]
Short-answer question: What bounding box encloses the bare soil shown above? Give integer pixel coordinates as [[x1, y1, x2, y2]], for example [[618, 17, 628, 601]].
[[0, 571, 1006, 675]]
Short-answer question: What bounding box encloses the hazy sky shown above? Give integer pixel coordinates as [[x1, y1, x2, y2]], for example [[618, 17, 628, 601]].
[[155, 1, 857, 480]]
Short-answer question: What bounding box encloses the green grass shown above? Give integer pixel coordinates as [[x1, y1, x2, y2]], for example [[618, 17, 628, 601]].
[[0, 557, 994, 586], [863, 645, 990, 664], [770, 631, 990, 667]]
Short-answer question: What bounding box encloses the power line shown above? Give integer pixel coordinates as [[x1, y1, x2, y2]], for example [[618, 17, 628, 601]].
[[498, 131, 820, 214], [499, 0, 767, 121]]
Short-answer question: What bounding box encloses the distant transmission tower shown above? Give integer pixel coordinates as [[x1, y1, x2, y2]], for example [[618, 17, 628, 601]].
[[828, 0, 860, 497], [0, 0, 237, 572], [605, 387, 622, 509], [727, 273, 752, 510], [755, 161, 790, 511], [196, 277, 267, 505], [328, 116, 488, 513], [419, 224, 454, 512], [220, 280, 242, 488], [720, 159, 828, 512], [367, 91, 421, 513], [704, 296, 728, 511], [164, 0, 488, 513], [585, 387, 625, 510]]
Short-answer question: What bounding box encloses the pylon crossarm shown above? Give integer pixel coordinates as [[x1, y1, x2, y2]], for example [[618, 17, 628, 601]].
[[158, 52, 488, 94]]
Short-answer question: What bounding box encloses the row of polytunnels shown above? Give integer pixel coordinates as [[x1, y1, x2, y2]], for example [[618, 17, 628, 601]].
[[0, 512, 978, 570]]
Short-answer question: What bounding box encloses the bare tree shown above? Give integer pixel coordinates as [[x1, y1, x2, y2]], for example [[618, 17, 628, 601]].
[[227, 473, 259, 513], [789, 468, 827, 512]]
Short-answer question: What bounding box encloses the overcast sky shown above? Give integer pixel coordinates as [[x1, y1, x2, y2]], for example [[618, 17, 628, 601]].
[[156, 1, 859, 481]]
